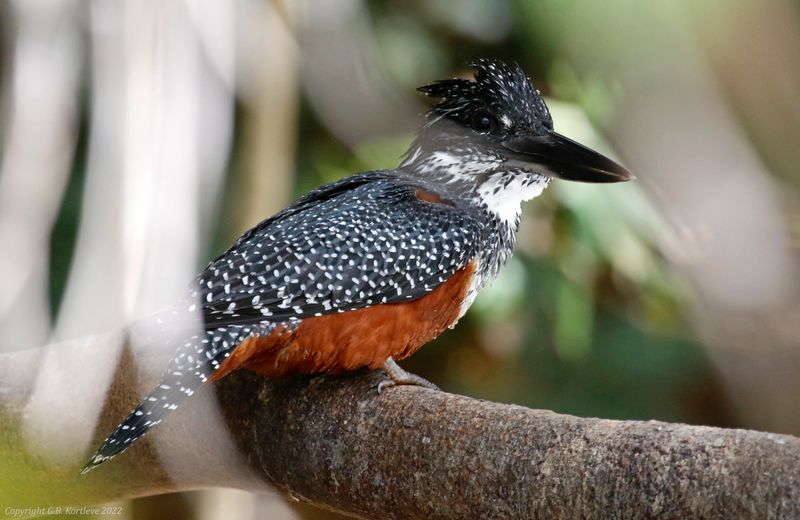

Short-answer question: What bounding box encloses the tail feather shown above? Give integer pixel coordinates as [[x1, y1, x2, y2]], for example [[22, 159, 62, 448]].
[[81, 324, 263, 474], [80, 375, 197, 474]]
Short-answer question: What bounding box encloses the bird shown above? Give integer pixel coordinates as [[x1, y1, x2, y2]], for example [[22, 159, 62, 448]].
[[80, 58, 632, 474]]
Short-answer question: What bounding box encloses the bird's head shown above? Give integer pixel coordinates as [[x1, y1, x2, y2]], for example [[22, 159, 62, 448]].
[[403, 59, 632, 222]]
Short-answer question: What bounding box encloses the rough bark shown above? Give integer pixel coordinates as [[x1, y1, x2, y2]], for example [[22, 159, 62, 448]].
[[1, 343, 798, 519]]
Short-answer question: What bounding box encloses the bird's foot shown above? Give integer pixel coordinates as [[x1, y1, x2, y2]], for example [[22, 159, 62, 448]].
[[377, 357, 439, 394]]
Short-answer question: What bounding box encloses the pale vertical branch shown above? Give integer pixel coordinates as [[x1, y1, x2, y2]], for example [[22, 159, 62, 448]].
[[22, 1, 130, 466], [24, 0, 239, 475], [233, 0, 299, 230], [0, 0, 81, 350]]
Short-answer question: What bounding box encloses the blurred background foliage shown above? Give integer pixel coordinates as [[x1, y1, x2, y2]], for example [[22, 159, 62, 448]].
[[3, 0, 800, 518]]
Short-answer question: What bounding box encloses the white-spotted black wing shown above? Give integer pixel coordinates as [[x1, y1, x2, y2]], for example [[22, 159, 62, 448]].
[[197, 172, 484, 327]]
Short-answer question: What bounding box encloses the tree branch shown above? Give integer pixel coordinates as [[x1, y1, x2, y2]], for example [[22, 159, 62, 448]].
[[1, 341, 798, 519]]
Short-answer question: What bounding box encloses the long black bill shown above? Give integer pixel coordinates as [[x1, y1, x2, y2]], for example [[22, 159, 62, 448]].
[[502, 132, 633, 183]]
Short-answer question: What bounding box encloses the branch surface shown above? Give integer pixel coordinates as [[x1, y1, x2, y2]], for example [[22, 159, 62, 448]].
[[1, 343, 798, 519]]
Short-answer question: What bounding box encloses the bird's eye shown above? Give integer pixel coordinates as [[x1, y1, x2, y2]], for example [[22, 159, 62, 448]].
[[470, 110, 496, 133]]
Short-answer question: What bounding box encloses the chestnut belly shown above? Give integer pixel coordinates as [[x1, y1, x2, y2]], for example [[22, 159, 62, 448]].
[[209, 261, 475, 381]]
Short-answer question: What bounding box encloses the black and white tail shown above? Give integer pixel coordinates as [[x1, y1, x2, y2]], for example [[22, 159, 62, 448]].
[[80, 324, 258, 474]]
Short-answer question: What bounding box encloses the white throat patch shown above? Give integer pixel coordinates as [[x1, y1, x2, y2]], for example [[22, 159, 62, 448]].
[[477, 172, 549, 225]]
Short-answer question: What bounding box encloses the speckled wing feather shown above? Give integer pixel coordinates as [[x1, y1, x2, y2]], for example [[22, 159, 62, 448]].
[[196, 171, 484, 327]]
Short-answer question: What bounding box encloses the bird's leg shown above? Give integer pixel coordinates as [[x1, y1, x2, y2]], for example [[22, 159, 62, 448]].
[[377, 357, 439, 394]]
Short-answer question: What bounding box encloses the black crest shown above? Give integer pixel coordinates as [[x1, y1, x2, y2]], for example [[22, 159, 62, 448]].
[[418, 59, 553, 135]]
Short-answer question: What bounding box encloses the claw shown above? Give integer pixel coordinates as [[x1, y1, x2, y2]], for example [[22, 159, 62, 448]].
[[376, 379, 395, 395], [377, 357, 439, 394]]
